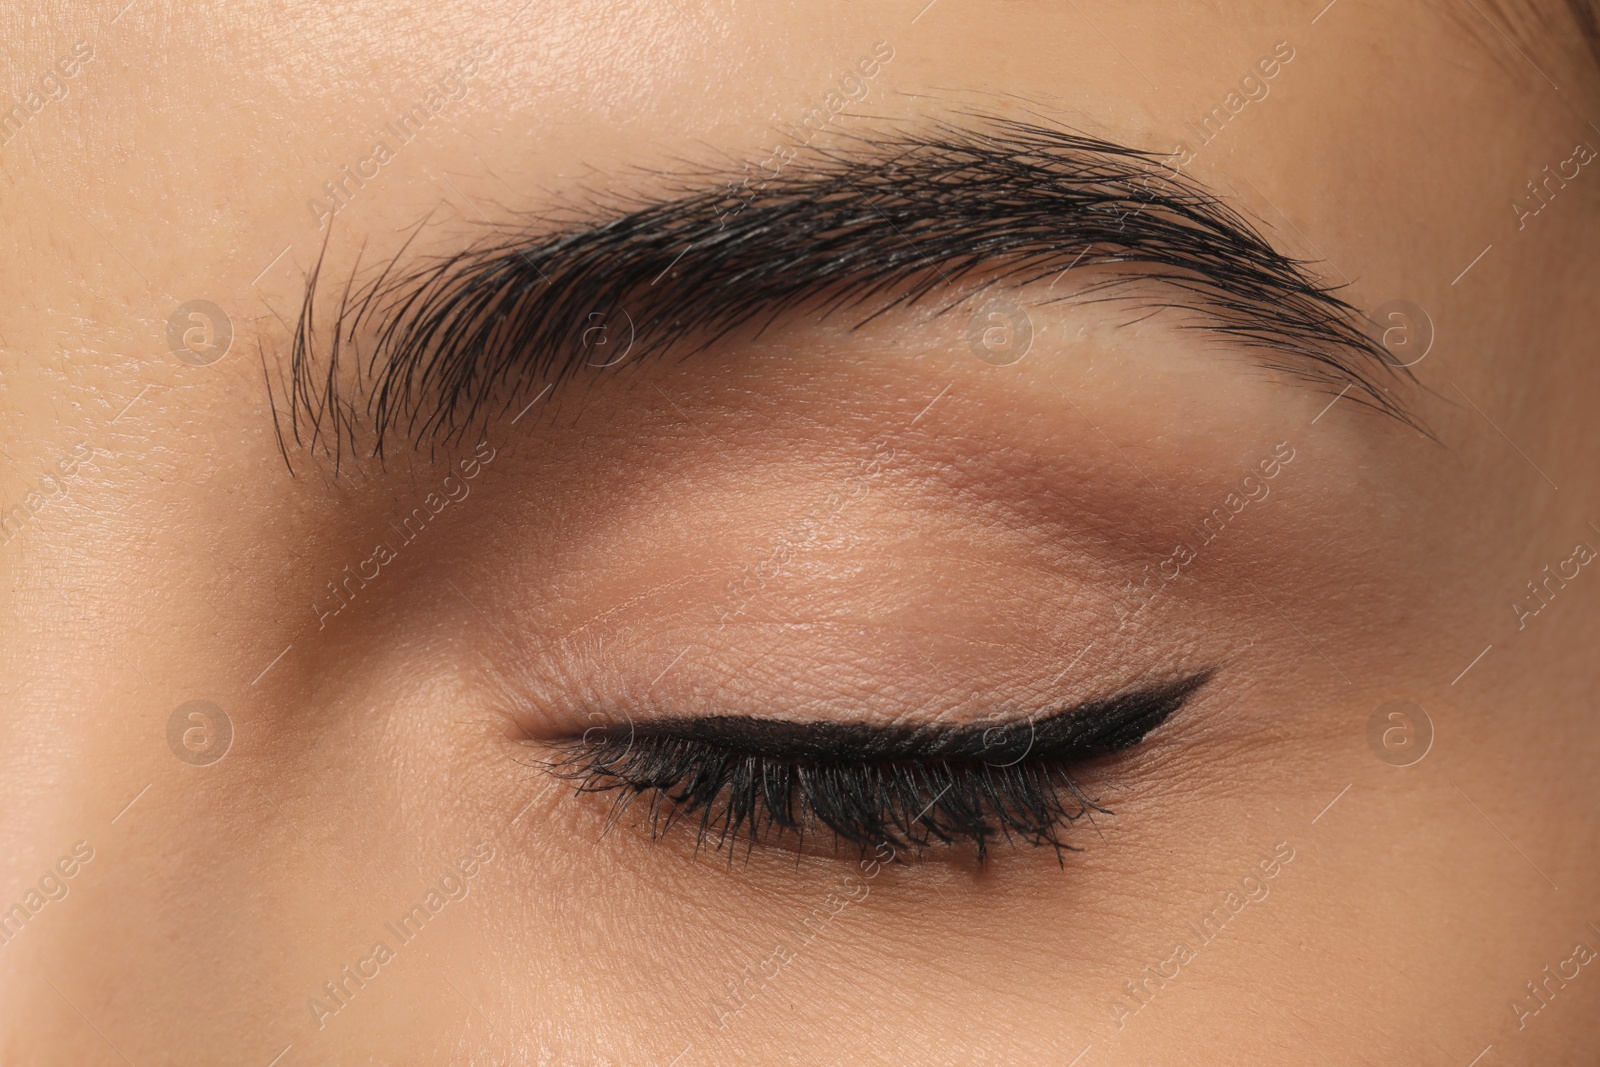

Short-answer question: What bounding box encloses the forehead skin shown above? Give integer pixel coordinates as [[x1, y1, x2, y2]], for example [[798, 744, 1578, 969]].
[[3, 2, 1600, 1065]]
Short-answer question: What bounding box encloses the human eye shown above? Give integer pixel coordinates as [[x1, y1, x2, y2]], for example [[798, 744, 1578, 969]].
[[535, 673, 1211, 862], [284, 117, 1410, 882]]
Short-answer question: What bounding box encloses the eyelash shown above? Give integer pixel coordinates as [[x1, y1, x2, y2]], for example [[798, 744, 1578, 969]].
[[545, 731, 1108, 864]]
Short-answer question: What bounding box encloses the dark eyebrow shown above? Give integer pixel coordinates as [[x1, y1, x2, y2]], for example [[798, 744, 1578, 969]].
[[281, 114, 1417, 463]]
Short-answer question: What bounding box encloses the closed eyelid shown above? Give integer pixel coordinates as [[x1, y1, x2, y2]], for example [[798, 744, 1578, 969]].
[[533, 672, 1213, 863]]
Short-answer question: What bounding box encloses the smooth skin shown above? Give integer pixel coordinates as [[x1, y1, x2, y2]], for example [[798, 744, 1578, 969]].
[[2, 1, 1599, 1064]]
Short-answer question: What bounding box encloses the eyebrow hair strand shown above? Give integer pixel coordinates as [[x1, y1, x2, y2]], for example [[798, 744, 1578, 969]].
[[284, 113, 1420, 462]]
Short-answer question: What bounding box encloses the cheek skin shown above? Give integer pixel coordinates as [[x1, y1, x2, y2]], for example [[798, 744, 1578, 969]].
[[3, 0, 1600, 1063]]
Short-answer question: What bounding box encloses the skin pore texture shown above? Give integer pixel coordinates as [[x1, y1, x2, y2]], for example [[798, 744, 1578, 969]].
[[2, 0, 1600, 1064]]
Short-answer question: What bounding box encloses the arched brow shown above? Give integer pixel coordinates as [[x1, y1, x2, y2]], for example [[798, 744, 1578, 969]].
[[282, 113, 1419, 465]]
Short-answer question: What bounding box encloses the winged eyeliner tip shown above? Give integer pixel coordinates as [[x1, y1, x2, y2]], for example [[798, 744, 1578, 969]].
[[546, 670, 1214, 860], [602, 669, 1213, 763]]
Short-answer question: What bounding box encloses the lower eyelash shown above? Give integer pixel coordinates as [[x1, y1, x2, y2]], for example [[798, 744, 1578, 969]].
[[543, 734, 1107, 864]]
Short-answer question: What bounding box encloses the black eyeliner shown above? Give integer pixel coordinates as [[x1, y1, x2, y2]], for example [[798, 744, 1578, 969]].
[[624, 671, 1211, 764], [543, 670, 1213, 863]]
